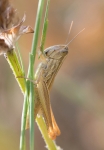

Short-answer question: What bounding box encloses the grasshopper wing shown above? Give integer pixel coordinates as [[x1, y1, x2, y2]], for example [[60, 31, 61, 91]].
[[37, 78, 57, 140]]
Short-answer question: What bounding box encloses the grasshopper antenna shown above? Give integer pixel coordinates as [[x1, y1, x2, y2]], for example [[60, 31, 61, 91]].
[[65, 21, 73, 44], [66, 28, 85, 47]]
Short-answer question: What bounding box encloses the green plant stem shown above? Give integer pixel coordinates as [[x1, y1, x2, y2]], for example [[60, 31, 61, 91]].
[[27, 0, 45, 149], [20, 91, 28, 150], [27, 54, 34, 150], [36, 117, 57, 150], [30, 0, 44, 61], [29, 81, 35, 150], [16, 43, 25, 73], [5, 50, 25, 93], [40, 0, 50, 52], [5, 50, 27, 150]]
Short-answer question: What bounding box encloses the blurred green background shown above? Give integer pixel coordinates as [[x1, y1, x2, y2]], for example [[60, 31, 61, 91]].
[[0, 0, 104, 149]]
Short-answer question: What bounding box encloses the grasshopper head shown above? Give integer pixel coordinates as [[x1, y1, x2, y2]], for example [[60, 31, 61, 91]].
[[43, 45, 68, 60]]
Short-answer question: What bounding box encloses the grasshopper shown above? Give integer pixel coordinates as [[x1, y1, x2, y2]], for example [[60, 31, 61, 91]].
[[26, 46, 68, 140], [26, 27, 84, 140]]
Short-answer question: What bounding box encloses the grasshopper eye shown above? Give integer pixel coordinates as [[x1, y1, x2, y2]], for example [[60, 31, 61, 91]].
[[44, 50, 49, 57], [44, 49, 54, 57], [44, 51, 48, 56]]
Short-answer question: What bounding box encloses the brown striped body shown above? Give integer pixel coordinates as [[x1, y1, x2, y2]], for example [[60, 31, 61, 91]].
[[26, 45, 68, 140]]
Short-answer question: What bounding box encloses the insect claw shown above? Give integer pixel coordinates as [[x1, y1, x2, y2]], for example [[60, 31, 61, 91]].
[[16, 75, 24, 78], [16, 76, 37, 85], [52, 123, 61, 136], [48, 126, 56, 140]]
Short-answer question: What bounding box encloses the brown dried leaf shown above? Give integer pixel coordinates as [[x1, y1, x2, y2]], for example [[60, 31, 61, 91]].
[[0, 1, 34, 55], [0, 0, 16, 29]]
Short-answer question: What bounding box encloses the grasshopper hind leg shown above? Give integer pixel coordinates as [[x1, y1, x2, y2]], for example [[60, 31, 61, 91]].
[[50, 107, 61, 136], [39, 103, 61, 140]]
